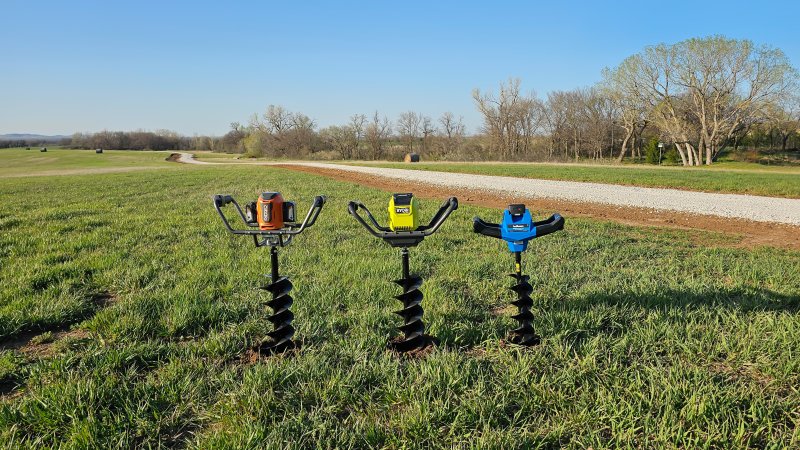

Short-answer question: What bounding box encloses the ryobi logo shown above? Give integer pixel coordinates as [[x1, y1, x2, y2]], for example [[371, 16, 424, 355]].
[[395, 207, 410, 214]]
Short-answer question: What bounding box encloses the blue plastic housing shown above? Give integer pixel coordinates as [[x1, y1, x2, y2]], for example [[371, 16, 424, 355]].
[[500, 209, 537, 252]]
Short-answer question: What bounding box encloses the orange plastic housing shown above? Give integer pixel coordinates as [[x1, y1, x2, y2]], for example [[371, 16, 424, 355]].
[[256, 192, 285, 230]]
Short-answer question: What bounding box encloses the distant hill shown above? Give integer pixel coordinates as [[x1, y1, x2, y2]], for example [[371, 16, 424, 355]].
[[0, 134, 69, 142]]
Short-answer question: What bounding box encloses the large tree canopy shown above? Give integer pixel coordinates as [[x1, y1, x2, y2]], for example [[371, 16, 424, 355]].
[[604, 36, 798, 165]]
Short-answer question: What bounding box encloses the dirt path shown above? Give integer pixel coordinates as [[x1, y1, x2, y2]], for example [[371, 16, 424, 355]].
[[278, 165, 800, 251]]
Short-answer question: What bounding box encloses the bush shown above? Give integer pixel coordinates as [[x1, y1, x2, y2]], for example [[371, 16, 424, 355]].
[[644, 138, 661, 165], [664, 148, 680, 165]]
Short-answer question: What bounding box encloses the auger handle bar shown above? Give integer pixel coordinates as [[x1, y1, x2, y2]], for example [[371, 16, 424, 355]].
[[212, 194, 326, 236], [473, 213, 564, 239], [348, 196, 458, 241]]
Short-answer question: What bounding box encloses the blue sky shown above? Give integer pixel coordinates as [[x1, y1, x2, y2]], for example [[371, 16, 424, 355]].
[[2, 1, 799, 136]]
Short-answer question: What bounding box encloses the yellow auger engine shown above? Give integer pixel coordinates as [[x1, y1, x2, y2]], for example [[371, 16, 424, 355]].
[[387, 193, 419, 231]]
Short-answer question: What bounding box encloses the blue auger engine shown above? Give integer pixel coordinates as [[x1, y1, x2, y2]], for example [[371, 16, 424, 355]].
[[473, 204, 564, 346]]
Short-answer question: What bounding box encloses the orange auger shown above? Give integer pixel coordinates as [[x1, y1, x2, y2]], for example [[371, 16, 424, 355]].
[[213, 192, 326, 354]]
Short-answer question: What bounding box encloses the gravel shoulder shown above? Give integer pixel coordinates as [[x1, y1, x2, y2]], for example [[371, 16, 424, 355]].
[[289, 162, 800, 226], [279, 164, 800, 251]]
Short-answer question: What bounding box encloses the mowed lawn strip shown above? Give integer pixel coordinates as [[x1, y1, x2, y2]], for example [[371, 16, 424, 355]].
[[0, 165, 798, 448], [348, 161, 800, 198]]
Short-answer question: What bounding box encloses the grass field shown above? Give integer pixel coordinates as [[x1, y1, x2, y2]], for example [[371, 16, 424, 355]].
[[0, 148, 173, 177], [349, 161, 800, 198], [1, 156, 799, 447]]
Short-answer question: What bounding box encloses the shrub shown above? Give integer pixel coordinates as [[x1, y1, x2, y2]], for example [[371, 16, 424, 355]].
[[644, 138, 661, 165], [664, 148, 680, 165]]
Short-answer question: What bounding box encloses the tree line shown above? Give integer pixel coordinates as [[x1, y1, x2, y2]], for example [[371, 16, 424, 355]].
[[50, 36, 799, 165]]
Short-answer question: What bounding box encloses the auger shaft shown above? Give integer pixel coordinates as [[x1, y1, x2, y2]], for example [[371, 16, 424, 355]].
[[271, 245, 279, 282], [260, 246, 295, 354], [391, 247, 427, 352], [402, 246, 410, 280], [509, 251, 540, 346]]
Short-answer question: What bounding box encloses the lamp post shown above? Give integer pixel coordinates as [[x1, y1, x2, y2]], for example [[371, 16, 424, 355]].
[[658, 142, 664, 165]]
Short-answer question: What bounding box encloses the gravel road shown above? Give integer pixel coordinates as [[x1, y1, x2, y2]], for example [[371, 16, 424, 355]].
[[176, 153, 211, 164], [290, 162, 800, 226], [174, 154, 800, 225]]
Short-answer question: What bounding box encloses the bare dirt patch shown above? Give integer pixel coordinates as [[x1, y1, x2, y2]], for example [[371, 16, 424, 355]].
[[708, 361, 775, 388], [0, 291, 116, 355], [9, 329, 90, 358], [388, 335, 438, 359], [240, 341, 304, 364], [277, 165, 800, 251]]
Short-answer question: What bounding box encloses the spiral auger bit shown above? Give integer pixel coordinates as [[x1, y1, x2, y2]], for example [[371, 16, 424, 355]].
[[348, 194, 458, 353], [212, 191, 326, 355], [473, 204, 564, 346]]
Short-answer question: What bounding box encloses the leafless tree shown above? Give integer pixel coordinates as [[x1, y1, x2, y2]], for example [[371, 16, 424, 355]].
[[579, 87, 616, 160], [438, 112, 465, 156], [397, 111, 422, 152], [544, 92, 570, 159], [263, 105, 293, 134], [321, 125, 357, 159], [764, 94, 800, 151], [473, 78, 544, 159], [420, 115, 436, 153], [602, 61, 650, 162], [349, 114, 366, 158], [365, 111, 392, 159]]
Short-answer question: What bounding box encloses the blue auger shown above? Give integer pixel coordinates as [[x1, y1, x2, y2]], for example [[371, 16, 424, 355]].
[[473, 204, 564, 345]]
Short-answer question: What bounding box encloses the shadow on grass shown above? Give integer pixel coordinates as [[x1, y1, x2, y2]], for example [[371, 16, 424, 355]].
[[434, 287, 799, 352], [583, 287, 800, 314], [0, 291, 115, 350]]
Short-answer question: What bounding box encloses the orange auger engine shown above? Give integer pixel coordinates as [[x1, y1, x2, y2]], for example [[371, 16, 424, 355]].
[[243, 192, 297, 231]]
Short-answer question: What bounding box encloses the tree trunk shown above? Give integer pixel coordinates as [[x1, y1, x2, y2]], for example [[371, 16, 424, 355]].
[[617, 134, 630, 163], [674, 143, 688, 166], [686, 143, 694, 166]]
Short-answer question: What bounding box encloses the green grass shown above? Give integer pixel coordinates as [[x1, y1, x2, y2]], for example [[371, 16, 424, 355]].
[[0, 148, 173, 177], [349, 161, 800, 198], [0, 163, 799, 448]]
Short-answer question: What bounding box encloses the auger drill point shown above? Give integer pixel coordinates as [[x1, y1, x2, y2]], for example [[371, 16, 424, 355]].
[[213, 192, 326, 354], [473, 205, 564, 346], [348, 193, 458, 352]]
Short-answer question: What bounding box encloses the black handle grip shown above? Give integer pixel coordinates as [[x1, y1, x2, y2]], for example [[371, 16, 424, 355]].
[[533, 214, 564, 237], [472, 217, 502, 238], [300, 195, 327, 229], [441, 196, 458, 211], [348, 201, 384, 238], [213, 194, 233, 207], [347, 200, 362, 218]]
